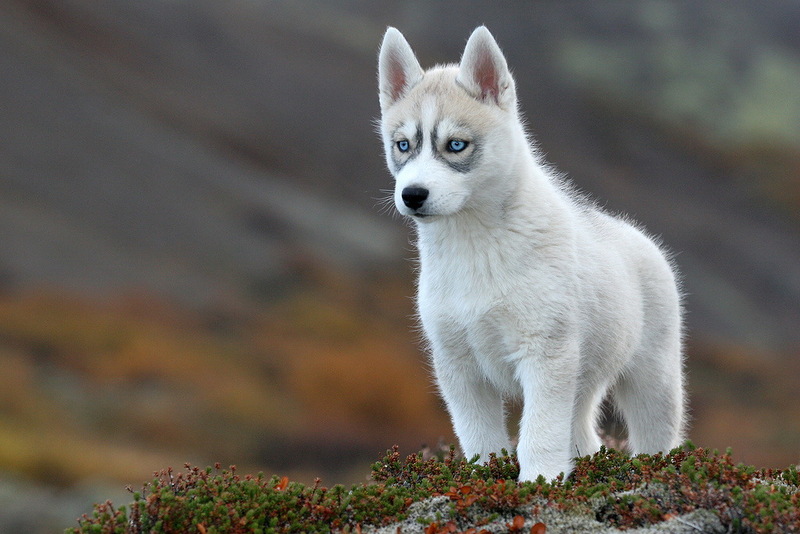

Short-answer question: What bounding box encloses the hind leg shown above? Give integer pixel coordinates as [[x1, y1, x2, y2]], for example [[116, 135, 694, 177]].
[[571, 386, 606, 458], [613, 347, 684, 454]]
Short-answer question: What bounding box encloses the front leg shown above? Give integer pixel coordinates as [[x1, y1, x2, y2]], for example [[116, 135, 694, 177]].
[[514, 343, 579, 482], [433, 350, 512, 463]]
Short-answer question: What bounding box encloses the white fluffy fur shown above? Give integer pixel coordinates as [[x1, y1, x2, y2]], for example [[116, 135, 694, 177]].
[[378, 26, 685, 482]]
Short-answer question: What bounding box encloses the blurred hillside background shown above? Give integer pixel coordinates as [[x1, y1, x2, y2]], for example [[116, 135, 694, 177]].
[[0, 0, 798, 531]]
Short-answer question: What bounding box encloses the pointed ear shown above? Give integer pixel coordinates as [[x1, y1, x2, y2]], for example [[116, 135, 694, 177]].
[[378, 27, 424, 110], [456, 26, 516, 109]]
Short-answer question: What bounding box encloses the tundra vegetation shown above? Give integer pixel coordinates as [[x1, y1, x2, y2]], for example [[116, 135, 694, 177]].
[[69, 443, 798, 533]]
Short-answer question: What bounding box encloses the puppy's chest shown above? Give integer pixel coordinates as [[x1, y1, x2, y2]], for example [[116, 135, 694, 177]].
[[417, 231, 529, 327], [418, 248, 505, 324]]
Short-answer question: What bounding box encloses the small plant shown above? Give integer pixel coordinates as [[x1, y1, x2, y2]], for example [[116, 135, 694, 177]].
[[69, 444, 799, 533]]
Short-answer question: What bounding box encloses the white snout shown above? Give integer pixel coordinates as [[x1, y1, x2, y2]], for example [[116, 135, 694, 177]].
[[394, 159, 469, 218]]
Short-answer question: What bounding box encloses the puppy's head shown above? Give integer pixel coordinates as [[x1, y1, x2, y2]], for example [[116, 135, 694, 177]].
[[378, 27, 519, 220]]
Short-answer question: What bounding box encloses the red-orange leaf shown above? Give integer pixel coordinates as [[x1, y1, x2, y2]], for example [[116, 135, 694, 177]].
[[508, 515, 525, 531]]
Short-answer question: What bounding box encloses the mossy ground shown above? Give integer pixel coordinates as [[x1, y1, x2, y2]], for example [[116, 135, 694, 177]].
[[68, 443, 798, 533]]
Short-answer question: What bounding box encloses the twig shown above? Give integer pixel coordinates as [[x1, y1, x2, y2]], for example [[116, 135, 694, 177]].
[[673, 515, 705, 532]]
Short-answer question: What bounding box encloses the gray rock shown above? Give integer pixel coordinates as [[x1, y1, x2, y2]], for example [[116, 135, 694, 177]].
[[369, 492, 725, 534]]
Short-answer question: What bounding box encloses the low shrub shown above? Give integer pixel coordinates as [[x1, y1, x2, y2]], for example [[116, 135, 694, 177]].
[[68, 443, 799, 533]]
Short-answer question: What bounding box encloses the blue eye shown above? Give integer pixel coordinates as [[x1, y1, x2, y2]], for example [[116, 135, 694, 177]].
[[396, 140, 410, 152], [447, 139, 468, 152]]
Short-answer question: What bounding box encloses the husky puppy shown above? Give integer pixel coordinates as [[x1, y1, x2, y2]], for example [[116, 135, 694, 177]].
[[377, 26, 685, 481]]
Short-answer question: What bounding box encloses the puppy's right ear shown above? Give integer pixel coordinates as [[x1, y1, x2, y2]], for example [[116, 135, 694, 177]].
[[457, 26, 515, 110], [378, 27, 423, 110]]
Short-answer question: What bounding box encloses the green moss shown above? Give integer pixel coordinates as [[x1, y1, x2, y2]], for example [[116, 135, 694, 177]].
[[68, 444, 799, 533]]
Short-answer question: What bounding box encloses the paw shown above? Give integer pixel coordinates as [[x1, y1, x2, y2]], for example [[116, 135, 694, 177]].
[[517, 460, 572, 483]]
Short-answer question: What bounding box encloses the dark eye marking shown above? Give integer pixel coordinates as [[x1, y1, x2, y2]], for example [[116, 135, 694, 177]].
[[432, 131, 481, 174]]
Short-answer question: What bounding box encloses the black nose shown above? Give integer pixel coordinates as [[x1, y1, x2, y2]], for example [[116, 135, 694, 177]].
[[401, 187, 429, 210]]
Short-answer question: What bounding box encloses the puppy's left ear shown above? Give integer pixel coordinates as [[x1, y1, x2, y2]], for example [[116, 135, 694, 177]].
[[456, 26, 516, 110], [378, 27, 424, 110]]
